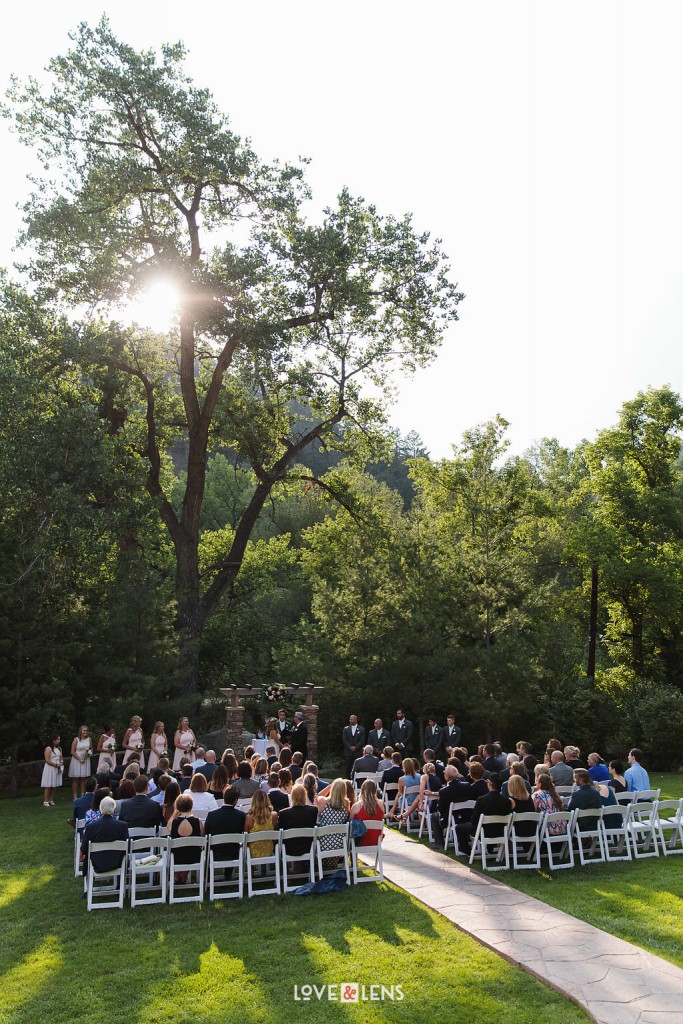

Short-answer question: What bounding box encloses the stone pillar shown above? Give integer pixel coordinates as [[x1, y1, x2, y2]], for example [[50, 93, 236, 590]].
[[225, 695, 246, 757], [300, 703, 319, 763]]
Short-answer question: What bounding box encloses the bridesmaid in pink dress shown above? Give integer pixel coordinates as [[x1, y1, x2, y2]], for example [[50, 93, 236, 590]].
[[147, 721, 168, 772], [122, 715, 146, 769], [96, 725, 117, 773], [173, 717, 197, 771]]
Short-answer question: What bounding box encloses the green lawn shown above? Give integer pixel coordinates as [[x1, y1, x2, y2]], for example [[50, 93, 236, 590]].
[[0, 792, 590, 1024], [430, 772, 683, 970]]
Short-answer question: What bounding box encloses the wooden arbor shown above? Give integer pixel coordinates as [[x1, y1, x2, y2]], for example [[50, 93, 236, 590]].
[[219, 684, 324, 761]]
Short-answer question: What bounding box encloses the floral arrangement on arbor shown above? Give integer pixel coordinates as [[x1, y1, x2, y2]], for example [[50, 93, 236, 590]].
[[264, 683, 288, 703]]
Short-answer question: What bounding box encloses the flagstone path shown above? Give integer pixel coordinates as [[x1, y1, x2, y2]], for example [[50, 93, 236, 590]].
[[378, 829, 683, 1024]]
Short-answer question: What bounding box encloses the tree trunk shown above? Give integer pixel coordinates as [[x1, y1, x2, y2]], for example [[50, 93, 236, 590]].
[[175, 532, 202, 702], [587, 564, 598, 679]]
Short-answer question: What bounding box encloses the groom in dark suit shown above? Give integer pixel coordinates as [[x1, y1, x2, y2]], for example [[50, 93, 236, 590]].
[[275, 708, 292, 745], [390, 708, 413, 755]]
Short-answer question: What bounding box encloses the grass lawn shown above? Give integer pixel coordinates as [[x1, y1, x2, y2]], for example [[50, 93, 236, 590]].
[[429, 771, 683, 971], [0, 792, 591, 1024]]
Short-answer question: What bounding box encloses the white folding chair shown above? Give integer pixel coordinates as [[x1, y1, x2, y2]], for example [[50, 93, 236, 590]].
[[381, 784, 400, 820], [192, 804, 211, 824], [86, 840, 128, 911], [627, 800, 660, 859], [615, 792, 637, 805], [280, 828, 317, 892], [509, 812, 544, 869], [352, 772, 377, 794], [236, 799, 252, 813], [541, 810, 576, 869], [129, 837, 168, 906], [600, 805, 632, 862], [444, 800, 476, 853], [418, 791, 441, 842], [168, 836, 206, 903], [636, 789, 661, 802], [655, 798, 683, 855], [554, 786, 574, 798], [315, 823, 351, 884], [469, 815, 511, 871], [246, 831, 282, 896], [74, 818, 86, 876], [207, 833, 245, 900], [575, 807, 605, 865], [351, 821, 384, 883]]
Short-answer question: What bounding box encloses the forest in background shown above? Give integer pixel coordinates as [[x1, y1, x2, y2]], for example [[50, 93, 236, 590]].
[[0, 21, 682, 772]]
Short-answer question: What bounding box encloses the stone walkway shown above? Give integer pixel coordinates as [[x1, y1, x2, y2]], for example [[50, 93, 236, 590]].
[[377, 829, 683, 1024]]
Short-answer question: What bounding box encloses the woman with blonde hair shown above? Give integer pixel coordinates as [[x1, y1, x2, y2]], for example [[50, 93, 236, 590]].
[[96, 725, 118, 774], [69, 725, 93, 798], [173, 716, 197, 771], [388, 758, 421, 820], [351, 779, 384, 847], [122, 716, 145, 769], [245, 788, 279, 858], [317, 778, 350, 854], [147, 721, 168, 772], [534, 762, 551, 783]]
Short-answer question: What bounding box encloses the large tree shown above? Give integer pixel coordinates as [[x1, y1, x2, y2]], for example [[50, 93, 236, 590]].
[[5, 19, 463, 697]]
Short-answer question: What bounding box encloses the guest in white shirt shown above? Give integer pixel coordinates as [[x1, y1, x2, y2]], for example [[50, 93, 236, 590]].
[[188, 772, 218, 820]]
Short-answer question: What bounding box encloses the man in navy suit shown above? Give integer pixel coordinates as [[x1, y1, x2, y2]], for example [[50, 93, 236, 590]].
[[390, 708, 413, 755], [118, 775, 162, 828], [81, 796, 129, 889], [368, 719, 391, 757], [204, 785, 246, 863], [423, 716, 445, 760]]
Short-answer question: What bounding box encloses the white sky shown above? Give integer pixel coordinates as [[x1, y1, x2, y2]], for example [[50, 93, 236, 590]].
[[0, 1, 681, 458]]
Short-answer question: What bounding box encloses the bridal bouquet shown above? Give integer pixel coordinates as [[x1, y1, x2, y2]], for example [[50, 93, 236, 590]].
[[264, 683, 287, 703], [135, 743, 144, 752]]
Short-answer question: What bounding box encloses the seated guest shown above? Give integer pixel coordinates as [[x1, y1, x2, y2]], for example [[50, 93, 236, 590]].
[[351, 779, 385, 847], [69, 776, 97, 826], [151, 774, 173, 804], [422, 749, 445, 783], [278, 767, 293, 799], [168, 793, 204, 882], [502, 761, 532, 798], [624, 748, 650, 792], [352, 745, 380, 777], [567, 769, 602, 828], [377, 747, 394, 772], [482, 744, 500, 773], [302, 773, 319, 808], [207, 764, 229, 800], [492, 742, 507, 770], [548, 751, 574, 787], [595, 780, 621, 829], [221, 752, 239, 780], [398, 763, 440, 825], [290, 751, 304, 782], [429, 764, 479, 847], [304, 763, 328, 793], [265, 745, 278, 768], [317, 779, 350, 854], [244, 745, 255, 762], [547, 737, 562, 753], [279, 747, 293, 769], [515, 740, 533, 759], [179, 762, 194, 792], [532, 773, 566, 833], [587, 752, 610, 783], [188, 772, 218, 817], [455, 773, 512, 853], [608, 760, 627, 793], [81, 796, 128, 889], [278, 784, 318, 856], [381, 752, 404, 791], [119, 775, 163, 828], [252, 758, 269, 788], [500, 753, 519, 782], [245, 789, 279, 858], [204, 785, 247, 862], [195, 749, 217, 782], [533, 763, 551, 786], [507, 774, 536, 836], [84, 787, 113, 825], [162, 781, 180, 826], [522, 754, 538, 779], [233, 761, 261, 800], [193, 747, 207, 770], [564, 745, 587, 770], [114, 778, 135, 816], [388, 759, 421, 819], [266, 771, 289, 812]]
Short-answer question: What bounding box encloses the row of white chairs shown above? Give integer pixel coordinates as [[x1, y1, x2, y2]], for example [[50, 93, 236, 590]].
[[428, 797, 683, 871], [83, 821, 384, 910]]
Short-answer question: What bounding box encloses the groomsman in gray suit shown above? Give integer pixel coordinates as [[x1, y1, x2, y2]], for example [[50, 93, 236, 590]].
[[342, 715, 366, 777], [424, 716, 445, 760]]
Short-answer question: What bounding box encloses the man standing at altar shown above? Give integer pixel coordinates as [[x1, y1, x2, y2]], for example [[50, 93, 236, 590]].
[[290, 711, 308, 761], [390, 708, 413, 755], [342, 714, 366, 777], [275, 708, 291, 745]]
